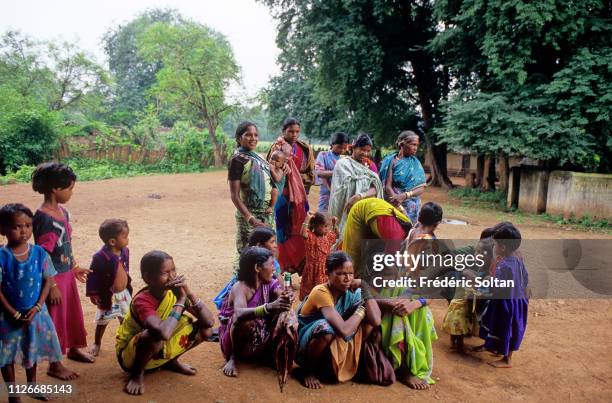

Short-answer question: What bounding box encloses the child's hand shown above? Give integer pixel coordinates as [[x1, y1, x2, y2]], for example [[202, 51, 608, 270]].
[[89, 296, 101, 306], [306, 211, 315, 219], [73, 265, 92, 283], [282, 164, 291, 176], [47, 286, 62, 305], [265, 206, 273, 215], [331, 216, 338, 226]]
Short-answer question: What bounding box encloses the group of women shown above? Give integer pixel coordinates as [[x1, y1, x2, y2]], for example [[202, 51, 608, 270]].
[[224, 118, 434, 389]]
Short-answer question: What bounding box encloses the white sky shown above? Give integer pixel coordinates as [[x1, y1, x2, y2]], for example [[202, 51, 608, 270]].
[[0, 0, 280, 97]]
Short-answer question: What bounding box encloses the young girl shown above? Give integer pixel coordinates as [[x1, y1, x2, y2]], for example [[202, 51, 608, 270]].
[[31, 162, 93, 380], [213, 227, 281, 309], [299, 212, 338, 300], [480, 223, 529, 368], [269, 150, 288, 215], [0, 204, 63, 400]]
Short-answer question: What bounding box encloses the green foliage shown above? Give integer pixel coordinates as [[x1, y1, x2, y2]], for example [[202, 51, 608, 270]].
[[164, 121, 213, 168], [449, 187, 507, 209]]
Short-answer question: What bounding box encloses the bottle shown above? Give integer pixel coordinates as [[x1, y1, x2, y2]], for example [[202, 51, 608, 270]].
[[284, 272, 291, 289]]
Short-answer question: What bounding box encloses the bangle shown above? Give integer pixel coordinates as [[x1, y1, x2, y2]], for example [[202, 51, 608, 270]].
[[173, 303, 185, 310], [35, 303, 42, 312], [405, 191, 413, 199], [13, 311, 22, 320], [254, 305, 266, 317], [246, 215, 255, 224], [50, 282, 57, 288], [169, 310, 182, 321], [418, 297, 427, 307], [263, 303, 269, 315], [353, 306, 366, 319], [193, 298, 203, 309]]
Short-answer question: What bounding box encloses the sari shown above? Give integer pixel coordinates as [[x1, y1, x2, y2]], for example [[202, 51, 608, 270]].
[[218, 279, 281, 360], [230, 148, 275, 266], [296, 286, 363, 382], [274, 150, 309, 271], [378, 287, 437, 384], [328, 157, 383, 237], [116, 289, 198, 371], [315, 150, 342, 212], [379, 153, 426, 223]]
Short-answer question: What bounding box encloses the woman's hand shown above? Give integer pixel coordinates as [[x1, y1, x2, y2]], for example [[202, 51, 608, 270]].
[[344, 194, 362, 214], [350, 278, 362, 291], [250, 217, 270, 228], [391, 299, 422, 316], [73, 265, 92, 283], [22, 307, 38, 324], [47, 286, 62, 305], [267, 294, 292, 313], [389, 192, 406, 205]]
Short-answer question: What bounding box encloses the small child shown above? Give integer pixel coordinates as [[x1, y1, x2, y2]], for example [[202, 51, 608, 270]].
[[86, 219, 133, 356], [269, 150, 288, 214], [213, 227, 281, 309], [480, 223, 529, 367], [0, 204, 63, 397], [31, 162, 93, 380], [406, 202, 443, 243], [299, 211, 338, 300]]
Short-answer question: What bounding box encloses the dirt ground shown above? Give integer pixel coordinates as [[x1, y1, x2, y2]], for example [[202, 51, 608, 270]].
[[1, 170, 611, 402]]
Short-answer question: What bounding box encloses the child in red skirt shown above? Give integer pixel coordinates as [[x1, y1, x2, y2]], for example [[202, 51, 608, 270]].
[[299, 212, 338, 300], [32, 162, 94, 380]]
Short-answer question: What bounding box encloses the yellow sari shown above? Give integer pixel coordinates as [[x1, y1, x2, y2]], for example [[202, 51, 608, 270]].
[[116, 289, 196, 371]]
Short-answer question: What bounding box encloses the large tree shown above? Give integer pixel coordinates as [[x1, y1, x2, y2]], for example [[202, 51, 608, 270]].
[[433, 0, 611, 174], [262, 0, 452, 186], [138, 20, 240, 167]]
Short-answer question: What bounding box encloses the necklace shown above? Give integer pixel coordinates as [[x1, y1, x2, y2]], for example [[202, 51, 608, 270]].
[[10, 245, 30, 257]]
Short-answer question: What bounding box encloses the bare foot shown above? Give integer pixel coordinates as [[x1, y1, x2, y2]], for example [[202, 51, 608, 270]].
[[164, 359, 197, 375], [67, 348, 95, 363], [472, 344, 486, 352], [400, 374, 430, 390], [124, 372, 145, 395], [222, 357, 238, 377], [89, 343, 101, 357], [488, 357, 512, 368], [302, 373, 322, 389], [47, 361, 79, 380]]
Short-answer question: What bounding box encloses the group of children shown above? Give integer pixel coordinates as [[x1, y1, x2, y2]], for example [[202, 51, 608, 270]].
[[0, 159, 529, 398]]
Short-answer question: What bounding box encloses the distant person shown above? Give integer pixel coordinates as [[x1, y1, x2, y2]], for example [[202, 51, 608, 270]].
[[32, 162, 94, 380], [0, 204, 63, 396], [328, 133, 383, 236], [379, 131, 426, 224], [314, 132, 350, 212], [116, 251, 214, 395], [86, 219, 133, 357]]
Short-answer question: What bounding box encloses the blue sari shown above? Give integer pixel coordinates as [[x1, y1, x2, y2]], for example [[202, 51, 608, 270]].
[[379, 153, 426, 223]]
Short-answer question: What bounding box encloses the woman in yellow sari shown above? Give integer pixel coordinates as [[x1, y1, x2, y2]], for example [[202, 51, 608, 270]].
[[116, 251, 215, 395]]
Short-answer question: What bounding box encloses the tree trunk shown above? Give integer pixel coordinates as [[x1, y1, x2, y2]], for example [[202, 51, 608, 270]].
[[475, 155, 485, 187], [206, 123, 224, 167], [498, 153, 510, 194], [481, 156, 496, 191]]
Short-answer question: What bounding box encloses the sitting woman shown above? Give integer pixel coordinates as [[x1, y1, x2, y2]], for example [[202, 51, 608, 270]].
[[116, 251, 215, 395], [297, 251, 380, 389], [219, 246, 293, 377]]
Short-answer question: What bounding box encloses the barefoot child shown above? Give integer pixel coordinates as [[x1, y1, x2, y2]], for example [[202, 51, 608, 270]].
[[299, 212, 338, 300], [31, 162, 94, 380], [86, 219, 132, 356], [0, 204, 63, 401], [481, 223, 529, 367], [116, 251, 215, 395]]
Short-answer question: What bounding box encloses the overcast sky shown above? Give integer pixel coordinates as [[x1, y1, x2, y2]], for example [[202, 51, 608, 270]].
[[0, 0, 280, 97]]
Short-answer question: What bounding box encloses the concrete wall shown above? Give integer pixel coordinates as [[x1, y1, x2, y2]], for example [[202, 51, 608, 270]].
[[518, 169, 550, 214], [546, 171, 612, 219], [423, 152, 521, 177]]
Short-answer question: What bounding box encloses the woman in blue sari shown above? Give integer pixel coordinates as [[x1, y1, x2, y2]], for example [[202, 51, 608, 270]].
[[297, 251, 380, 389], [379, 131, 426, 224]]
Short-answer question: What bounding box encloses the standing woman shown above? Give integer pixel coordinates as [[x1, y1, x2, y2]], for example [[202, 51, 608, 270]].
[[379, 131, 426, 224], [267, 117, 314, 272], [228, 121, 275, 265], [314, 132, 350, 213], [328, 133, 383, 237]]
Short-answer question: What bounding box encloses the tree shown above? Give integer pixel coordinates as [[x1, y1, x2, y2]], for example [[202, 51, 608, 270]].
[[103, 9, 183, 126], [138, 20, 240, 167], [262, 0, 452, 186], [433, 0, 611, 174]]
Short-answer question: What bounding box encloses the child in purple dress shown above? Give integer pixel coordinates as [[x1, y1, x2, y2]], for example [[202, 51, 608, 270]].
[[0, 204, 63, 398], [481, 223, 529, 367]]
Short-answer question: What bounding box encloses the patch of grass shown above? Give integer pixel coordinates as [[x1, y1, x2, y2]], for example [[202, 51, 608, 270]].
[[448, 187, 611, 233], [0, 157, 224, 185]]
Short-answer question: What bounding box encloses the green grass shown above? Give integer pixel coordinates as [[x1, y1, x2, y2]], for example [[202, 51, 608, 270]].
[[448, 187, 611, 233], [0, 157, 223, 185]]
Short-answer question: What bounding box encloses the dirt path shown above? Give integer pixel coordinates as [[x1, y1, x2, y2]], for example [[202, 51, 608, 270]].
[[1, 171, 611, 402]]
